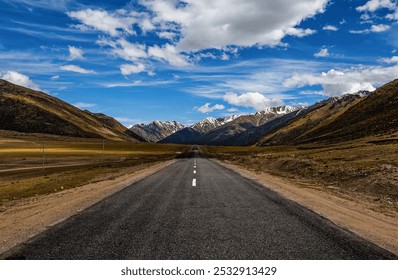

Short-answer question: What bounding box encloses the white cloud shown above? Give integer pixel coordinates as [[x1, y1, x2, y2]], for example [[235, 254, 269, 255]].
[[314, 48, 330, 58], [197, 103, 225, 113], [97, 38, 148, 62], [194, 52, 218, 61], [120, 63, 146, 75], [323, 24, 338, 31], [142, 0, 328, 51], [50, 75, 60, 80], [223, 92, 283, 111], [73, 102, 96, 109], [284, 66, 398, 96], [386, 10, 398, 20], [356, 1, 398, 22], [357, 0, 396, 12], [286, 27, 317, 38], [157, 31, 177, 40], [67, 1, 328, 70], [380, 55, 398, 63], [116, 40, 147, 61], [350, 24, 391, 34], [371, 24, 391, 32], [0, 70, 40, 90], [67, 9, 137, 37], [220, 53, 230, 61], [59, 64, 96, 74], [148, 44, 190, 67], [68, 46, 84, 60]]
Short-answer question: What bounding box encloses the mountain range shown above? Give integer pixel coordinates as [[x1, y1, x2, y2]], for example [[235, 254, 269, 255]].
[[143, 80, 398, 146], [1, 78, 397, 146], [159, 106, 299, 145], [129, 120, 185, 142]]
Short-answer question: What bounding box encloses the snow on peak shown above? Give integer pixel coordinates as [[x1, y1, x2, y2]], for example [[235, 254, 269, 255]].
[[253, 105, 298, 116], [220, 114, 240, 125], [129, 120, 185, 142]]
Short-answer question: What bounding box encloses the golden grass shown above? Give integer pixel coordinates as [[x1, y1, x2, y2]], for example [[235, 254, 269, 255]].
[[0, 134, 189, 206], [201, 138, 398, 210]]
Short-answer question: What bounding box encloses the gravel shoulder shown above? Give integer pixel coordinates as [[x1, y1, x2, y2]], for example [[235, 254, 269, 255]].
[[215, 159, 398, 255], [0, 160, 175, 254]]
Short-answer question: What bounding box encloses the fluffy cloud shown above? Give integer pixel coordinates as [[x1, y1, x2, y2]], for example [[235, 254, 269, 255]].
[[356, 0, 396, 12], [350, 24, 391, 34], [68, 1, 328, 71], [0, 70, 40, 90], [59, 64, 95, 74], [370, 24, 391, 32], [157, 31, 177, 40], [380, 56, 398, 63], [120, 63, 146, 75], [197, 103, 225, 113], [98, 38, 148, 62], [223, 92, 283, 111], [147, 44, 190, 67], [67, 9, 137, 37], [356, 0, 398, 22], [142, 0, 327, 51], [314, 48, 330, 58], [323, 25, 338, 31], [284, 66, 398, 96], [68, 46, 84, 60]]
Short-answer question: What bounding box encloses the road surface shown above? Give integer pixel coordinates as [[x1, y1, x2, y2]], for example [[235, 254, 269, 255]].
[[2, 149, 396, 259]]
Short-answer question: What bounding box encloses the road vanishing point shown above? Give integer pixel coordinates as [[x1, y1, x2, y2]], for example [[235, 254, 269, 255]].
[[2, 147, 396, 259]]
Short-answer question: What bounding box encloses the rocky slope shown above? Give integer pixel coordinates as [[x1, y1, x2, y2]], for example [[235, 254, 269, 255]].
[[130, 121, 185, 142]]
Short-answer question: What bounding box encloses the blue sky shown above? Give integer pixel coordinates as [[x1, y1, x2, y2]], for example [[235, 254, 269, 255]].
[[1, 0, 398, 126]]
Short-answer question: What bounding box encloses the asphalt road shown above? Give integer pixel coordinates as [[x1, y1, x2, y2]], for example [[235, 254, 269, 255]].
[[2, 149, 396, 259]]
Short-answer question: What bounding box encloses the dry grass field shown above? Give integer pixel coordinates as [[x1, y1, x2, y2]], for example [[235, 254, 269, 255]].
[[0, 130, 188, 207], [201, 135, 398, 213]]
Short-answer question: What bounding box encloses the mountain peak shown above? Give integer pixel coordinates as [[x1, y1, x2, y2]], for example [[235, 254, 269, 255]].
[[253, 105, 299, 116], [129, 120, 185, 142]]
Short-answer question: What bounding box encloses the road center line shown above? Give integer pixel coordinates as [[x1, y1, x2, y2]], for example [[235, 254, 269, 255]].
[[192, 178, 196, 187], [194, 170, 196, 174]]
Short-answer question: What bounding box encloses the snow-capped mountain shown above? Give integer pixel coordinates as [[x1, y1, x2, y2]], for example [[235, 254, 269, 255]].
[[129, 120, 185, 142], [252, 106, 298, 116], [161, 107, 300, 145], [190, 115, 240, 133], [219, 114, 240, 125]]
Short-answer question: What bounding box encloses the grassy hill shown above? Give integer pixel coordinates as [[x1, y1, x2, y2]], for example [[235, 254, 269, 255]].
[[0, 79, 141, 142], [258, 80, 398, 146]]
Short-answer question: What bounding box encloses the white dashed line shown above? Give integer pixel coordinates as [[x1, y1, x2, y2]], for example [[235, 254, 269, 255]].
[[192, 179, 197, 187], [194, 170, 196, 174]]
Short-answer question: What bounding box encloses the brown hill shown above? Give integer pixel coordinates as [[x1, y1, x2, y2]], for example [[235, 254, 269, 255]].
[[258, 79, 398, 145], [0, 79, 141, 141]]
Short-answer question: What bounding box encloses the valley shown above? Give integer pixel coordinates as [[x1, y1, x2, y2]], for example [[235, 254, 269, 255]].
[[0, 78, 397, 259]]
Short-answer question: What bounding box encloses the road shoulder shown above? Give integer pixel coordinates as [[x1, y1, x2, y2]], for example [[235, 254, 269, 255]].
[[0, 160, 175, 255], [214, 159, 398, 255]]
